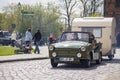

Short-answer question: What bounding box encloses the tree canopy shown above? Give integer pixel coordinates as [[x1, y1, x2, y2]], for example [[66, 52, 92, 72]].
[[0, 2, 64, 43], [0, 1, 104, 43]]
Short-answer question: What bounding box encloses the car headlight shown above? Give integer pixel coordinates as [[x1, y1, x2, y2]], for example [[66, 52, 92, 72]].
[[80, 47, 86, 51], [52, 52, 57, 57], [49, 45, 54, 51], [77, 53, 81, 58]]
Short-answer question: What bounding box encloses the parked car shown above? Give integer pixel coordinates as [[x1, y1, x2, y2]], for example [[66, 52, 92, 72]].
[[0, 31, 11, 45], [48, 32, 102, 68]]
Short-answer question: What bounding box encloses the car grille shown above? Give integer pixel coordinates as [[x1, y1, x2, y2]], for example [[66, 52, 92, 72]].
[[55, 48, 78, 57]]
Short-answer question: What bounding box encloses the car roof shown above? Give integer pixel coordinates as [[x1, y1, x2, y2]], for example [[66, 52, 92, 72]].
[[0, 31, 9, 32]]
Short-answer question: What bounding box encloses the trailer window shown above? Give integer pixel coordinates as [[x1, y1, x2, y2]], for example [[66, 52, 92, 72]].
[[82, 28, 102, 38]]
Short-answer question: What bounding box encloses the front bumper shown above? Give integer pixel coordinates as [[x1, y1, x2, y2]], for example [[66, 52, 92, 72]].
[[51, 57, 88, 64]]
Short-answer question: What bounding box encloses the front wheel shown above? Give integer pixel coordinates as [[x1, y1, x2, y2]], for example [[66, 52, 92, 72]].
[[84, 60, 91, 68], [81, 59, 91, 68], [51, 58, 58, 68]]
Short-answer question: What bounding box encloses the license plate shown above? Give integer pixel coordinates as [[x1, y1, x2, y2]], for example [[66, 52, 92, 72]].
[[59, 57, 74, 61]]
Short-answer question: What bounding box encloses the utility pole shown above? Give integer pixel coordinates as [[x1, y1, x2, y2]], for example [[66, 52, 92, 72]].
[[17, 2, 21, 29]]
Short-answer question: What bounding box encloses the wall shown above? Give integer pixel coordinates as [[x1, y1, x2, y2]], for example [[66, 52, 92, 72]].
[[104, 0, 120, 32]]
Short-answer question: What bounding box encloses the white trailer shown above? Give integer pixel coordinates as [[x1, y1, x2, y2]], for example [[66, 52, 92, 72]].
[[72, 17, 116, 60]]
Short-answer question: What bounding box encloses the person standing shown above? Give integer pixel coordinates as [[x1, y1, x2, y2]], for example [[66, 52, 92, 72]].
[[116, 31, 120, 47], [32, 30, 41, 54], [49, 33, 56, 44], [11, 30, 17, 47], [25, 28, 32, 53]]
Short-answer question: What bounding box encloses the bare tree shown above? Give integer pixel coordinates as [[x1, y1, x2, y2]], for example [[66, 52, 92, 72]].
[[60, 0, 78, 31], [59, 0, 103, 31], [79, 0, 103, 17], [79, 0, 89, 17], [89, 0, 103, 15]]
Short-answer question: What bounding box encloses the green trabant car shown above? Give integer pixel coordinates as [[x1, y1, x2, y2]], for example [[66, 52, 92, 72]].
[[48, 32, 102, 68]]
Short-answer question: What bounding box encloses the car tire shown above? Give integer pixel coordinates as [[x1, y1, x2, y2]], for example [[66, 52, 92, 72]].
[[84, 60, 91, 68], [51, 58, 58, 68], [81, 59, 91, 68], [96, 52, 102, 64]]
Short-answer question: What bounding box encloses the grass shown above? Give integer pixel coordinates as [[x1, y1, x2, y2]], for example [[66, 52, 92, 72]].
[[0, 46, 20, 56]]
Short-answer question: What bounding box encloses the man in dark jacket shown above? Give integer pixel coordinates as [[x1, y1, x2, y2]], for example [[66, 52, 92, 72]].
[[33, 30, 41, 54]]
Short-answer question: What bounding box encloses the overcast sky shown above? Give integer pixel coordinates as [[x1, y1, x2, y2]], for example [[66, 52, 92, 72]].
[[0, 0, 57, 12]]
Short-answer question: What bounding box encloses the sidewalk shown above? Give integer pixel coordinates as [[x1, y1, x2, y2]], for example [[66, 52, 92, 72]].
[[104, 72, 120, 80], [0, 46, 49, 63]]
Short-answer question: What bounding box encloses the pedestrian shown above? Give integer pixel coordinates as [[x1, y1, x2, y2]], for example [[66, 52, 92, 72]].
[[11, 30, 17, 47], [116, 31, 120, 47], [49, 33, 56, 44], [32, 29, 42, 54], [25, 28, 32, 53], [49, 36, 53, 44]]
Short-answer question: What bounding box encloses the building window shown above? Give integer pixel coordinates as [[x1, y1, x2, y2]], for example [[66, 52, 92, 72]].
[[116, 0, 120, 7], [82, 27, 102, 38]]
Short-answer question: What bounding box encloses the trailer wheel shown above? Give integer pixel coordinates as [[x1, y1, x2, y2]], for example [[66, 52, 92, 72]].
[[108, 48, 115, 60], [108, 55, 114, 60]]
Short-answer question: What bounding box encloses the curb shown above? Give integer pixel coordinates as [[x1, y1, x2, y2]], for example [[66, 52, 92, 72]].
[[0, 57, 49, 63]]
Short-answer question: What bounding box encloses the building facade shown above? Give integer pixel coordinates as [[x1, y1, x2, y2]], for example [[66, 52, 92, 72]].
[[104, 0, 120, 32]]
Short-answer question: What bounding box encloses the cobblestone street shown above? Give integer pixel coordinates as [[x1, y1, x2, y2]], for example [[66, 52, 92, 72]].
[[0, 49, 120, 80]]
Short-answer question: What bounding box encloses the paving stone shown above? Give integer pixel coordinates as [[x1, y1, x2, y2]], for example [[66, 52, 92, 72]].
[[0, 48, 120, 80], [0, 77, 5, 80], [5, 76, 13, 80]]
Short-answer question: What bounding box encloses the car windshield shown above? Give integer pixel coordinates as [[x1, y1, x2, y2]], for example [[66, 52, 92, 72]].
[[60, 32, 89, 42]]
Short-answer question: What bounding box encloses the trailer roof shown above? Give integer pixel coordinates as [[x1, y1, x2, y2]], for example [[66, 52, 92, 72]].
[[72, 17, 115, 27]]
